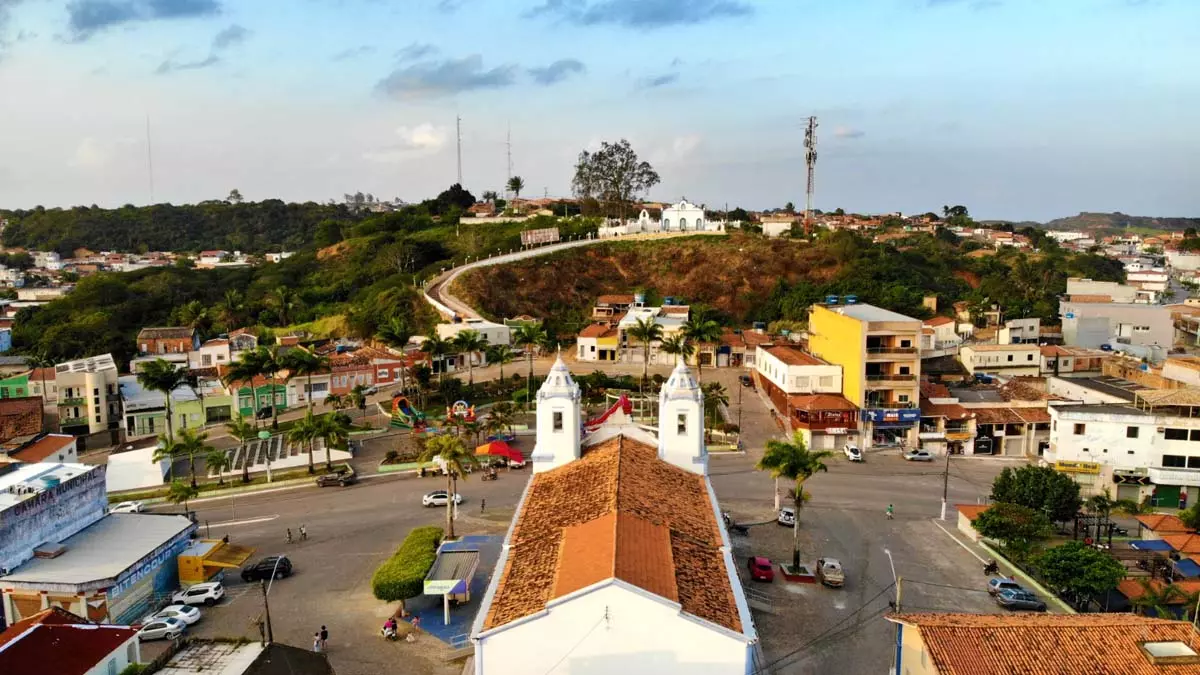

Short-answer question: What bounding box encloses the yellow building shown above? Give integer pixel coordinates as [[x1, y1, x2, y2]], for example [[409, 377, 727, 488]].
[[808, 302, 922, 448], [177, 538, 255, 585]]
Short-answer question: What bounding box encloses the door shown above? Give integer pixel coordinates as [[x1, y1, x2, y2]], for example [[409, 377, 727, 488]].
[[1117, 484, 1140, 502], [1154, 484, 1181, 508]]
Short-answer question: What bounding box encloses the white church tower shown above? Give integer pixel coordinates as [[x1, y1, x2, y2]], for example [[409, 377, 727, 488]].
[[531, 354, 582, 474], [657, 358, 707, 475]]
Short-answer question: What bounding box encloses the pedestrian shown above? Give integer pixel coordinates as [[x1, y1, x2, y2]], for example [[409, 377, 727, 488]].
[[300, 524, 308, 541], [312, 632, 322, 652], [320, 625, 328, 650], [411, 616, 421, 634], [481, 498, 486, 513], [286, 528, 293, 544], [886, 504, 894, 520]]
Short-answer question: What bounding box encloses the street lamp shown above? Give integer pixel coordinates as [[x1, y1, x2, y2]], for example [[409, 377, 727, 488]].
[[260, 555, 288, 644], [884, 548, 903, 673], [258, 430, 272, 483]]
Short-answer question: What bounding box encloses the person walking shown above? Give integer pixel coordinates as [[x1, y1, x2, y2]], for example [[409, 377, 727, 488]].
[[481, 498, 486, 513], [320, 625, 328, 650], [287, 528, 293, 544], [312, 632, 322, 652], [300, 524, 308, 541], [886, 504, 895, 520]]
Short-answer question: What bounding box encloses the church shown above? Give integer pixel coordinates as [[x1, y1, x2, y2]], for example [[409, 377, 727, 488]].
[[470, 356, 758, 675]]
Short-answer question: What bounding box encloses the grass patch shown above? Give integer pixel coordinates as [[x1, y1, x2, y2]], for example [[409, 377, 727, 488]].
[[371, 525, 443, 602], [108, 463, 349, 503]]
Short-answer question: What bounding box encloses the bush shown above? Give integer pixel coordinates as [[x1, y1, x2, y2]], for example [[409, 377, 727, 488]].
[[371, 526, 443, 602], [385, 449, 400, 463]]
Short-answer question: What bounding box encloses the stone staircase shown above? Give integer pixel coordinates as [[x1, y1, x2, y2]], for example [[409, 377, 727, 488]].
[[214, 436, 324, 477]]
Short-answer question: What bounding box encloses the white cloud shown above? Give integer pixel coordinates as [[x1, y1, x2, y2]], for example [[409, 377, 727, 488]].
[[672, 134, 701, 157], [67, 137, 138, 168], [363, 123, 448, 163], [834, 126, 865, 139]]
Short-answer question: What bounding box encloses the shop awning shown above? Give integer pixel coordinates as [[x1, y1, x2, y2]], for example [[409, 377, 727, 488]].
[[1176, 558, 1200, 578], [205, 543, 256, 568], [476, 440, 523, 463], [424, 548, 480, 596], [1129, 540, 1174, 552]]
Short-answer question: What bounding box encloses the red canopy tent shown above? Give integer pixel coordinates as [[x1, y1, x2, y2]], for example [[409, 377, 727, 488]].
[[475, 440, 523, 463]]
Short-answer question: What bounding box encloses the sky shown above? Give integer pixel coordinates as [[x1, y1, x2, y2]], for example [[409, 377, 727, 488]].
[[0, 0, 1197, 221]]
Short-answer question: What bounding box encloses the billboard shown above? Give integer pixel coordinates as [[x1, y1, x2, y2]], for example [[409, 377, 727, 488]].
[[521, 227, 561, 246]]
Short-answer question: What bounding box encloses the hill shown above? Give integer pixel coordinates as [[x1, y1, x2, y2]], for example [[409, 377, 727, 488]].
[[1041, 212, 1200, 233]]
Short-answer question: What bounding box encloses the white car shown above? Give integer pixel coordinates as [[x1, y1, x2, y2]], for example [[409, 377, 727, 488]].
[[843, 445, 863, 462], [111, 501, 144, 513], [172, 582, 225, 607], [777, 507, 796, 527], [422, 491, 463, 507], [903, 449, 935, 462], [145, 604, 201, 626], [137, 616, 186, 641]]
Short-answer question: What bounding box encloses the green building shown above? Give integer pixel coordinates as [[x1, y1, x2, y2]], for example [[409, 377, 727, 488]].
[[0, 372, 31, 399]]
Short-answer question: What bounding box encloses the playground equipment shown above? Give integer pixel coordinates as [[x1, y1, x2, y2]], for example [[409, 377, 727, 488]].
[[585, 394, 633, 432], [390, 394, 427, 429], [447, 400, 477, 423]]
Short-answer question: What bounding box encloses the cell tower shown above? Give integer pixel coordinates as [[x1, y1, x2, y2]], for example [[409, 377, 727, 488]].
[[803, 116, 818, 234], [456, 115, 463, 186], [506, 124, 513, 197]]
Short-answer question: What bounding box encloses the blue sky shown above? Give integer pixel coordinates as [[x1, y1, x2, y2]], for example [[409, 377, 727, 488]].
[[0, 0, 1196, 221]]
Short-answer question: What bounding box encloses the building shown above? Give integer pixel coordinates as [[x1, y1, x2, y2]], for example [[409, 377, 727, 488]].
[[157, 640, 335, 675], [754, 346, 855, 450], [616, 305, 689, 365], [591, 294, 639, 323], [188, 338, 232, 369], [0, 398, 43, 444], [0, 608, 141, 675], [576, 323, 620, 362], [760, 213, 798, 238], [118, 375, 203, 439], [3, 434, 77, 464], [1060, 299, 1172, 349], [808, 301, 923, 447], [597, 200, 727, 237], [968, 405, 1050, 457], [471, 357, 757, 674], [1067, 277, 1150, 304], [920, 317, 961, 358], [887, 612, 1200, 675], [197, 250, 229, 266], [136, 327, 200, 356], [959, 344, 1042, 377], [1039, 345, 1110, 376], [918, 385, 975, 455], [324, 346, 407, 400], [998, 317, 1040, 345], [54, 355, 121, 436]]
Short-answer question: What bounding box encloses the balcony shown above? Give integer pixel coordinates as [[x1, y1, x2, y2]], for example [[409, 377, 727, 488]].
[[866, 345, 918, 355], [866, 346, 919, 361], [60, 416, 88, 427], [59, 396, 86, 406]]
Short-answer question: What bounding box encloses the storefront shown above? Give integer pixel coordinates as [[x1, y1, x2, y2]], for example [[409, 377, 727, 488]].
[[788, 395, 858, 451], [862, 408, 921, 448]]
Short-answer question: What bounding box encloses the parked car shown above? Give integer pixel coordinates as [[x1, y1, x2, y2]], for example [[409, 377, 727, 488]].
[[777, 507, 796, 527], [111, 501, 144, 514], [315, 468, 357, 487], [145, 605, 201, 626], [137, 617, 186, 641], [903, 449, 935, 462], [995, 588, 1047, 611], [363, 386, 379, 395], [423, 490, 463, 507], [739, 374, 753, 388], [987, 577, 1025, 596], [748, 556, 775, 582], [241, 555, 293, 582], [172, 582, 225, 607], [816, 558, 845, 588], [843, 445, 863, 462]]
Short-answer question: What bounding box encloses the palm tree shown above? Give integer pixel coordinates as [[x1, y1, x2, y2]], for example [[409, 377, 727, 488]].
[[485, 344, 514, 383], [206, 448, 232, 485], [257, 345, 284, 430], [25, 350, 55, 405], [1086, 490, 1117, 543], [271, 286, 296, 326], [1133, 580, 1188, 618], [174, 427, 215, 488], [218, 289, 244, 329], [660, 334, 695, 364], [511, 323, 548, 401], [138, 358, 189, 441], [507, 175, 525, 212], [461, 420, 484, 448], [485, 404, 515, 439], [626, 316, 664, 385], [702, 382, 729, 439], [376, 316, 413, 392], [418, 435, 479, 540], [315, 412, 351, 471], [420, 335, 455, 384], [167, 480, 200, 515], [452, 330, 488, 387], [222, 349, 266, 428], [348, 384, 368, 421], [288, 412, 321, 474], [757, 431, 834, 569], [282, 349, 330, 412], [153, 433, 180, 482], [683, 316, 722, 382], [225, 416, 257, 483], [324, 393, 345, 412]]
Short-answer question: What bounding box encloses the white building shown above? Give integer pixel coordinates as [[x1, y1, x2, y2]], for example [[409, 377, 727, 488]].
[[1167, 250, 1200, 272], [436, 318, 511, 347], [1046, 230, 1088, 243], [755, 345, 841, 394], [616, 305, 689, 364], [998, 318, 1040, 345], [1060, 299, 1173, 349], [597, 200, 727, 237], [473, 356, 758, 674], [188, 338, 233, 369], [959, 344, 1042, 377]]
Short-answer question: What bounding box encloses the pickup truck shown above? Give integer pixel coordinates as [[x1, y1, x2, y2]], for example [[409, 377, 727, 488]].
[[816, 558, 845, 588]]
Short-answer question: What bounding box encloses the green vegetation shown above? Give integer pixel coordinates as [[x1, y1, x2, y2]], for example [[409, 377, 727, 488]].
[[972, 502, 1053, 560], [1034, 540, 1126, 600], [757, 432, 833, 569], [371, 526, 443, 603], [990, 465, 1083, 524]]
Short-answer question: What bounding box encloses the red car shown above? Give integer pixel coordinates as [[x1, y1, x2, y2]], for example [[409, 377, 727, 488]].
[[748, 556, 775, 582]]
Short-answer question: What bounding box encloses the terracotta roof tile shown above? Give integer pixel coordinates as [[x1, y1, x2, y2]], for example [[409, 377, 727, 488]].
[[1162, 534, 1200, 554], [765, 346, 824, 366], [921, 382, 952, 398], [1136, 513, 1195, 534], [484, 436, 741, 633], [890, 612, 1200, 675], [921, 400, 970, 419], [579, 324, 616, 339], [955, 504, 988, 521], [788, 394, 856, 412], [10, 434, 75, 463], [0, 623, 138, 675], [925, 317, 955, 327]]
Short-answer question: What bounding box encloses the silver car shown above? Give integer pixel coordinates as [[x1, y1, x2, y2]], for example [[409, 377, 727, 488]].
[[903, 449, 935, 462], [137, 616, 186, 641]]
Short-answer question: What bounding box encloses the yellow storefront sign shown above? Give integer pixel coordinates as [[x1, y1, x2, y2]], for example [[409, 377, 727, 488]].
[[1055, 460, 1101, 475]]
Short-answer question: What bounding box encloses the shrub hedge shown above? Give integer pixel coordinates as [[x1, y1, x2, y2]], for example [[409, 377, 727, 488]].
[[371, 525, 443, 602]]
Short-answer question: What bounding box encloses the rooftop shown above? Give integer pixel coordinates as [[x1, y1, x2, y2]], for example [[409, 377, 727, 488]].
[[924, 317, 955, 327], [764, 345, 826, 367], [136, 327, 196, 340], [920, 400, 971, 420], [788, 394, 857, 412], [579, 323, 618, 339], [955, 504, 989, 522], [1, 513, 194, 587], [962, 343, 1041, 352], [1137, 389, 1200, 408], [1055, 376, 1148, 402], [159, 641, 334, 675], [821, 303, 920, 324], [0, 621, 138, 675], [8, 434, 75, 463], [971, 407, 1051, 425], [888, 612, 1200, 675], [1136, 513, 1194, 534], [0, 462, 96, 510], [482, 435, 742, 634], [1050, 403, 1151, 417], [54, 354, 117, 375]]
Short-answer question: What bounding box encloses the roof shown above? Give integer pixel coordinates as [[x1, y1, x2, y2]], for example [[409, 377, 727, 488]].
[[924, 316, 955, 327], [962, 343, 1040, 352], [888, 612, 1200, 675], [9, 434, 75, 463], [1069, 294, 1114, 303], [0, 620, 138, 675], [764, 345, 825, 367], [788, 394, 857, 412], [1, 513, 194, 587], [1162, 534, 1200, 554], [0, 397, 44, 442], [579, 323, 618, 339], [0, 608, 90, 648], [955, 504, 989, 522], [971, 406, 1051, 424], [920, 400, 970, 420], [54, 354, 116, 374], [1137, 389, 1200, 407], [596, 294, 635, 305], [0, 462, 96, 510], [136, 326, 196, 340], [921, 382, 952, 398], [1137, 513, 1195, 534], [483, 435, 742, 634], [823, 303, 920, 323]]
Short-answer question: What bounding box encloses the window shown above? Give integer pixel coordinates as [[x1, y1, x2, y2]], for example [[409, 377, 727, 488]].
[[1073, 423, 1086, 435], [107, 658, 117, 675], [900, 340, 911, 348], [677, 413, 687, 435], [899, 366, 910, 375], [1191, 430, 1200, 442], [553, 411, 563, 432], [93, 387, 99, 396], [1164, 455, 1187, 468], [1027, 354, 1034, 361], [819, 376, 833, 388], [1166, 428, 1189, 440], [1127, 426, 1140, 439], [795, 376, 810, 389], [1189, 457, 1200, 469], [898, 394, 910, 403], [202, 354, 212, 366], [1007, 355, 1014, 362], [377, 369, 388, 379]]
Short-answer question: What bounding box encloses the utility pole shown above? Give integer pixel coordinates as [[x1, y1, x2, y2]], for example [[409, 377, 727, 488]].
[[506, 124, 512, 198], [456, 115, 463, 186], [803, 116, 818, 235], [941, 448, 951, 520], [260, 580, 274, 643]]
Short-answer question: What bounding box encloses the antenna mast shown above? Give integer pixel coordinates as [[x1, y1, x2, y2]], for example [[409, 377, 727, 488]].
[[456, 115, 463, 186], [803, 116, 818, 234], [506, 123, 513, 197], [145, 114, 155, 204]]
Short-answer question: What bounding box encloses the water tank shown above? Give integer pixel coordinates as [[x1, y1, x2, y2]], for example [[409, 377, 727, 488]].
[[844, 295, 858, 304], [780, 329, 791, 337], [664, 297, 675, 306], [633, 292, 646, 305], [825, 295, 840, 305], [40, 477, 60, 489], [752, 322, 766, 331]]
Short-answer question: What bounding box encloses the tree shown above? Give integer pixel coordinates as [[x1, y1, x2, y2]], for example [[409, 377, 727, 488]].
[[167, 480, 200, 515], [418, 435, 479, 539], [227, 189, 244, 204], [452, 329, 488, 386], [512, 323, 548, 400], [348, 384, 368, 421], [659, 333, 694, 365], [376, 317, 413, 392], [507, 176, 525, 212], [972, 502, 1052, 558], [153, 433, 180, 482], [206, 448, 232, 485], [137, 359, 189, 443], [1086, 490, 1118, 543], [756, 432, 833, 568], [784, 201, 795, 213], [420, 335, 455, 384], [172, 428, 214, 488], [1132, 580, 1196, 619], [1035, 540, 1126, 601], [571, 139, 660, 218], [225, 416, 257, 483], [282, 349, 329, 412], [1186, 227, 1198, 239], [258, 345, 285, 430], [702, 381, 728, 439], [288, 412, 321, 474], [485, 403, 515, 439], [217, 289, 245, 329], [625, 316, 663, 385], [485, 344, 514, 382], [222, 351, 266, 428], [683, 317, 721, 383], [990, 465, 1082, 524], [434, 184, 476, 214], [316, 412, 352, 471], [271, 286, 296, 326]]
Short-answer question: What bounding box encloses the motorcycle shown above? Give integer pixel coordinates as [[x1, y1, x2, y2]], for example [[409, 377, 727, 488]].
[[983, 559, 999, 576], [481, 471, 499, 482]]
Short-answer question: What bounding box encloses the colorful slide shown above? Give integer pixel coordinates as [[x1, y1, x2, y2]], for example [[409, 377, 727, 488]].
[[585, 394, 633, 432], [390, 395, 426, 430]]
